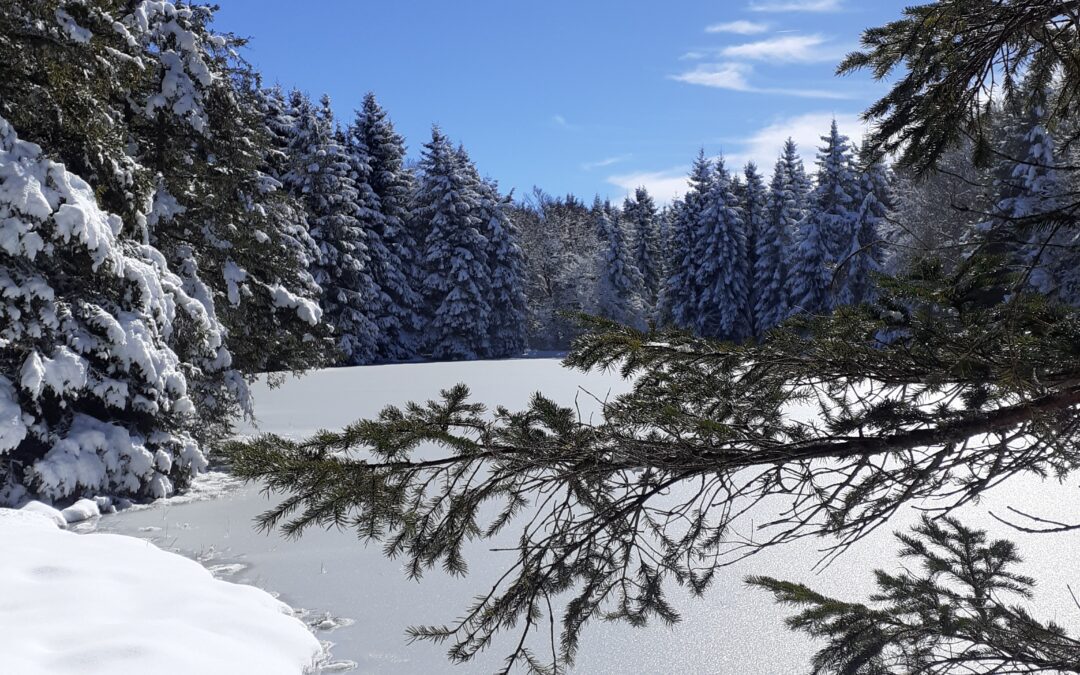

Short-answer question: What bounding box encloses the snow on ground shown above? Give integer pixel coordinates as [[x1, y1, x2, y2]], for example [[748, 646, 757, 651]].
[[0, 508, 322, 675], [90, 358, 1080, 674]]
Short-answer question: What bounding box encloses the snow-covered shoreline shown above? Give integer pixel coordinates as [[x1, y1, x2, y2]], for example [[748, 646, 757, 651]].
[[0, 507, 323, 675]]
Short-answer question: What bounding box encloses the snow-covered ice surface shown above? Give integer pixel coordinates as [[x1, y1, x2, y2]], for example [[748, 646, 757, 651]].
[[92, 358, 1080, 674], [0, 508, 322, 675]]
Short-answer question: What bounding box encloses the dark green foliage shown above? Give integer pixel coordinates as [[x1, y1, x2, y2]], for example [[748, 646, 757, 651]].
[[749, 517, 1080, 674], [840, 0, 1080, 173]]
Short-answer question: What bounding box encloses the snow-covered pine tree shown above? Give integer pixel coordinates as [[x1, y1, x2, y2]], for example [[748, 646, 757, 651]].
[[347, 93, 425, 361], [789, 121, 859, 315], [0, 114, 236, 505], [694, 156, 749, 340], [755, 146, 802, 331], [0, 0, 291, 503], [623, 187, 662, 315], [741, 163, 768, 337], [847, 149, 893, 305], [121, 4, 331, 375], [658, 150, 713, 329], [783, 138, 814, 220], [593, 198, 646, 328], [414, 128, 491, 360], [1, 1, 331, 380], [985, 101, 1079, 305], [284, 93, 379, 365], [482, 195, 529, 358], [454, 145, 527, 358]]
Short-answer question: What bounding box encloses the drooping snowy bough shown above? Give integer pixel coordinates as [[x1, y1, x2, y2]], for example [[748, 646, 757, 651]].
[[0, 116, 244, 505]]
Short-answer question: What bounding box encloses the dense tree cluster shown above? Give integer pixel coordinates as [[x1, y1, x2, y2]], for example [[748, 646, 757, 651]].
[[0, 0, 526, 504]]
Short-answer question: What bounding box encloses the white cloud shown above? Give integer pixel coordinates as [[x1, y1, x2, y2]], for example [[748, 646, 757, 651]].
[[582, 154, 632, 171], [671, 62, 754, 90], [670, 62, 852, 99], [706, 20, 770, 35], [720, 34, 841, 63], [749, 0, 844, 12], [607, 168, 691, 204]]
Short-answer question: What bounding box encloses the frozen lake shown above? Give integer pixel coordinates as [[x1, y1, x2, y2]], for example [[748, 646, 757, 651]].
[[93, 359, 1080, 673]]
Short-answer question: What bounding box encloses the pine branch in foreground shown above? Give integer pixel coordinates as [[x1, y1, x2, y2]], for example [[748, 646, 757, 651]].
[[749, 516, 1080, 674]]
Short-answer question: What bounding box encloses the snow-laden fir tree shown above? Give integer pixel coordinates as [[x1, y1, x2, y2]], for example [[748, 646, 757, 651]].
[[658, 151, 713, 329], [784, 138, 814, 219], [0, 116, 235, 505], [482, 195, 529, 358], [454, 146, 527, 358], [284, 93, 379, 365], [981, 101, 1079, 307], [347, 93, 425, 361], [0, 0, 340, 503], [846, 149, 893, 305], [755, 142, 804, 331], [694, 156, 749, 340], [593, 198, 646, 328], [624, 187, 663, 315], [121, 5, 330, 375], [414, 128, 491, 360], [789, 121, 859, 315], [741, 163, 768, 337]]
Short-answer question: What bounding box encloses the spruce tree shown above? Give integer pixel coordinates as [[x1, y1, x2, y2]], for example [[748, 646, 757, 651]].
[[593, 198, 645, 328], [658, 151, 713, 329], [348, 93, 425, 361], [125, 6, 332, 375], [414, 128, 491, 360], [0, 115, 236, 505], [0, 0, 334, 502], [741, 163, 768, 337], [455, 145, 527, 358], [284, 93, 379, 365], [694, 156, 748, 340], [847, 150, 892, 306], [790, 121, 859, 315], [624, 187, 663, 315], [755, 144, 803, 332]]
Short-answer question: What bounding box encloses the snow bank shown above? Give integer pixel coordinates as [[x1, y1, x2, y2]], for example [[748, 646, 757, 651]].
[[0, 508, 322, 675]]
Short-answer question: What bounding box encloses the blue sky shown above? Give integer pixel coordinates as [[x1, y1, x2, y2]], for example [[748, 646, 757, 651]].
[[213, 0, 909, 203]]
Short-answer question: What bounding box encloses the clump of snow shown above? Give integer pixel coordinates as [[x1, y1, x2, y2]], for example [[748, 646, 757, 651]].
[[0, 376, 28, 453], [0, 508, 322, 675], [268, 283, 322, 326], [19, 500, 67, 528], [60, 497, 101, 524]]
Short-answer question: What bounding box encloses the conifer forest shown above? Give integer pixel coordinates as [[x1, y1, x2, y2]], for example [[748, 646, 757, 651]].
[[2, 1, 1080, 674]]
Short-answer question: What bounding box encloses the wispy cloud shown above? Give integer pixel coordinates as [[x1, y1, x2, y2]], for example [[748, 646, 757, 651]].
[[671, 62, 755, 90], [582, 154, 632, 171], [748, 0, 844, 12], [670, 62, 852, 99], [705, 20, 770, 35], [720, 34, 842, 63], [551, 114, 578, 130]]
